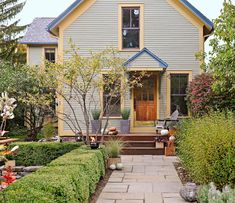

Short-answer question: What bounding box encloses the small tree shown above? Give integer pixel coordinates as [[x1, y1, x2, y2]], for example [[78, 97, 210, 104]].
[[40, 45, 145, 143], [208, 0, 235, 112], [0, 61, 55, 140]]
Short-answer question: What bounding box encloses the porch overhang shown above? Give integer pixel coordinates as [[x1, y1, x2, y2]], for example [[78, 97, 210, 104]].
[[124, 48, 168, 71]]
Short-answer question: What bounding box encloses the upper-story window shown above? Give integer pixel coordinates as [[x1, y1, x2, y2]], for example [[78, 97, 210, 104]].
[[122, 7, 140, 49], [45, 48, 56, 63]]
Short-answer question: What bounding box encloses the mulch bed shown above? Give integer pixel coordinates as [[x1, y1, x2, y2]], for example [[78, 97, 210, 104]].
[[89, 169, 113, 203], [174, 162, 193, 185]]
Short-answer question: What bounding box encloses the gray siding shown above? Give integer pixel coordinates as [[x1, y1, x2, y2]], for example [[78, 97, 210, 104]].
[[62, 0, 201, 132], [28, 47, 42, 65]]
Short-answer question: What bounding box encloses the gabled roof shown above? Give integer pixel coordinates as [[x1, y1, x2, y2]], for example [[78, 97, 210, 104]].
[[48, 0, 213, 35], [20, 18, 58, 45], [48, 0, 83, 33], [124, 48, 168, 69], [179, 0, 214, 31]]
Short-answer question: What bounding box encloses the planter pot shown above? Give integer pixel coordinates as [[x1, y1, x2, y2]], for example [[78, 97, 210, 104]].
[[90, 142, 100, 149], [91, 120, 101, 134], [107, 157, 121, 168], [5, 160, 16, 168], [155, 141, 164, 149], [120, 120, 130, 134]]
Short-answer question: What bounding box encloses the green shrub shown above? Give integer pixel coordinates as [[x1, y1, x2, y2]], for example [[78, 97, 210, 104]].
[[177, 112, 235, 188], [0, 148, 106, 203], [91, 109, 101, 120], [105, 138, 124, 158], [121, 108, 130, 120], [9, 142, 83, 166], [197, 183, 235, 203], [41, 123, 56, 140]]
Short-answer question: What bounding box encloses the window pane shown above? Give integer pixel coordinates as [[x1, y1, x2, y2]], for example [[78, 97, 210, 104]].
[[179, 75, 188, 94], [45, 48, 55, 63], [171, 96, 188, 116], [171, 75, 180, 94], [103, 75, 121, 116], [170, 74, 189, 116], [123, 29, 139, 48], [123, 9, 130, 28], [131, 9, 140, 28]]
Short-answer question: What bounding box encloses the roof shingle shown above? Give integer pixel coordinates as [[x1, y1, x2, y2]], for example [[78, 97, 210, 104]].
[[20, 18, 58, 45]]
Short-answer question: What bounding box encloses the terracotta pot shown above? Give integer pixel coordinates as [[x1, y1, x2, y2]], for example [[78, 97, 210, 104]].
[[107, 157, 121, 167], [5, 160, 16, 168]]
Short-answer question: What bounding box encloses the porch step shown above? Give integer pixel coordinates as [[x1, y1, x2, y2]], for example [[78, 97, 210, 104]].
[[123, 141, 155, 148], [122, 147, 164, 155]]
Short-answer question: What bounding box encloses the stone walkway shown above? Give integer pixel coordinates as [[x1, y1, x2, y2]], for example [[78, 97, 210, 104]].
[[97, 155, 186, 203]]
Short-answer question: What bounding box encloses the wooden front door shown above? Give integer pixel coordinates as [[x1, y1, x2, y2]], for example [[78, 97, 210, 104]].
[[134, 77, 157, 121]]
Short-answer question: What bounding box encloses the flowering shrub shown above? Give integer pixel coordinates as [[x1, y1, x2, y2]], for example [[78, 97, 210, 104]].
[[187, 73, 215, 116]]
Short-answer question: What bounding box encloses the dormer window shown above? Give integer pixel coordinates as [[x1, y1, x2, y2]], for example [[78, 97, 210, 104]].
[[122, 7, 140, 49]]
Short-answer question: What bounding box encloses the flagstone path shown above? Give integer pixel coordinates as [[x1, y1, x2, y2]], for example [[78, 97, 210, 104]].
[[97, 155, 186, 203]]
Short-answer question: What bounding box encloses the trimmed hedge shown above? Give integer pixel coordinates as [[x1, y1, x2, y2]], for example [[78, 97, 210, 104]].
[[0, 148, 106, 203], [9, 142, 83, 166]]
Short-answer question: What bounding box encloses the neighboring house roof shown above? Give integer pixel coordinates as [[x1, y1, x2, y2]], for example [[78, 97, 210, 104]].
[[124, 48, 168, 69], [20, 18, 58, 45], [48, 0, 213, 35]]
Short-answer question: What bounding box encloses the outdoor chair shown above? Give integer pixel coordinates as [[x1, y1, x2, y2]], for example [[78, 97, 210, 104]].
[[155, 110, 179, 133]]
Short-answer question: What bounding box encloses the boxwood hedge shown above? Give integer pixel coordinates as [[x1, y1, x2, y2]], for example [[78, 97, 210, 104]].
[[9, 142, 83, 166], [0, 148, 106, 203]]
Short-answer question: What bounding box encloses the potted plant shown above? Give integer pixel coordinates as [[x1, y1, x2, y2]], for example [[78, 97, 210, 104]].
[[120, 108, 130, 134], [105, 138, 124, 167], [91, 109, 101, 134]]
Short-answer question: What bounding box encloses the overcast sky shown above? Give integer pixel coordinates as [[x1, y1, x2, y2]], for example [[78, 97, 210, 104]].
[[18, 0, 235, 53]]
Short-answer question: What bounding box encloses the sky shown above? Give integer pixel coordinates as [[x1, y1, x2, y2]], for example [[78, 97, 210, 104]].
[[18, 0, 235, 53]]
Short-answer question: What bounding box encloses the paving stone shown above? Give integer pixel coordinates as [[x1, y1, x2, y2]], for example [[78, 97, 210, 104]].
[[153, 182, 181, 193], [108, 177, 123, 183], [145, 193, 163, 203], [163, 197, 187, 203], [162, 193, 181, 198], [96, 199, 116, 203], [99, 192, 144, 200], [103, 183, 129, 193], [128, 183, 153, 193], [132, 166, 145, 173], [96, 199, 115, 203], [116, 200, 143, 203]]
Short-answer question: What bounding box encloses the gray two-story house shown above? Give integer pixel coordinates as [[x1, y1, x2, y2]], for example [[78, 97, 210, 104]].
[[21, 0, 213, 136]]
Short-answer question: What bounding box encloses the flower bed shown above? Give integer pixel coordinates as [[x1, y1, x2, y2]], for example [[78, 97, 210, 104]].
[[0, 148, 106, 203], [8, 142, 83, 166]]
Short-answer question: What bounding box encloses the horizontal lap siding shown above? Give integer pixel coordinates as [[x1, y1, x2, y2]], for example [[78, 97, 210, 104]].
[[63, 0, 200, 131], [28, 47, 42, 65]]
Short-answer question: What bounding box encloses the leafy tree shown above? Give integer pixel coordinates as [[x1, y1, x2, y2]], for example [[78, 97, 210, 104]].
[[208, 0, 235, 111], [0, 61, 55, 140], [0, 0, 27, 61]]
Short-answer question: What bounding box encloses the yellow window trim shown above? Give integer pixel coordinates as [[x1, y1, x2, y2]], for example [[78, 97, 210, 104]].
[[166, 70, 192, 117], [118, 3, 144, 51]]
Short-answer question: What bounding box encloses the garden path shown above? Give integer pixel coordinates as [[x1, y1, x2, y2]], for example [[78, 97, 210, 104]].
[[97, 155, 186, 203]]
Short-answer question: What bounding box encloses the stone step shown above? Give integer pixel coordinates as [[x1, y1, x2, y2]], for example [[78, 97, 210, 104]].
[[122, 147, 165, 155]]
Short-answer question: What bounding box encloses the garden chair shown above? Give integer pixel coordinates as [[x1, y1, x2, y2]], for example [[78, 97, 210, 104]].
[[155, 109, 179, 133]]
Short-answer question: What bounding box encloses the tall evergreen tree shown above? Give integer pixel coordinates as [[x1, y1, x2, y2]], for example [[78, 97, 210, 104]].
[[0, 0, 26, 61]]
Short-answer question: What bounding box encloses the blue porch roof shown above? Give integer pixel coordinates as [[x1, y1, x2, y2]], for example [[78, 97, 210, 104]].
[[124, 48, 168, 69]]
